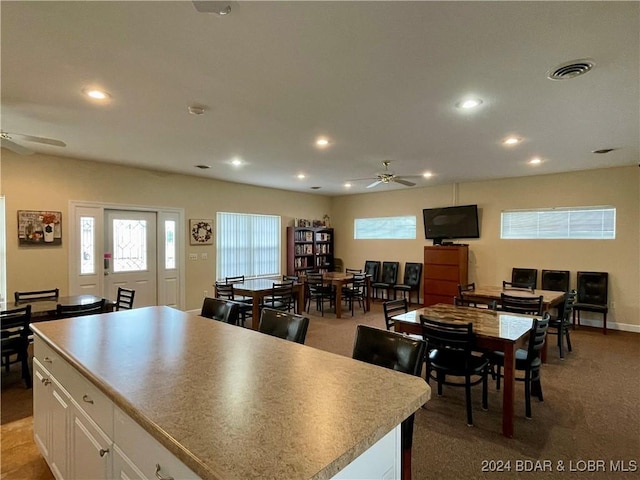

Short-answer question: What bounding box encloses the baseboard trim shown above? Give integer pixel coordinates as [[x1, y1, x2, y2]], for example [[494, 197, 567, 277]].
[[574, 318, 640, 333]]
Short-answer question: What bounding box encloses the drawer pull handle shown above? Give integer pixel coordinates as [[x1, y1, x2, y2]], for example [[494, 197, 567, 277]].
[[155, 464, 174, 480], [43, 357, 53, 363], [99, 448, 109, 457], [82, 395, 94, 404], [42, 378, 51, 386]]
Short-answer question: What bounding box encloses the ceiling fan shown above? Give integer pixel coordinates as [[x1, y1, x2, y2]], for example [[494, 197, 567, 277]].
[[353, 161, 418, 189], [1, 131, 66, 156]]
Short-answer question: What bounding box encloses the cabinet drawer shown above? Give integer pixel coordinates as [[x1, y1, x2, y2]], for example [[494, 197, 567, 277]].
[[34, 337, 74, 387], [66, 368, 114, 438], [425, 265, 460, 282], [424, 248, 461, 265], [114, 407, 200, 479], [424, 279, 458, 297]]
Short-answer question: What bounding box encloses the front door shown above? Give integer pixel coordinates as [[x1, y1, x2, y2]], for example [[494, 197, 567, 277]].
[[104, 210, 157, 307]]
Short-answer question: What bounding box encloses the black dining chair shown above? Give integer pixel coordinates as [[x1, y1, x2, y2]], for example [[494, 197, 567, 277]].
[[499, 293, 544, 315], [573, 271, 609, 334], [305, 273, 335, 316], [420, 316, 490, 426], [215, 281, 252, 327], [352, 325, 426, 480], [258, 308, 309, 344], [502, 280, 535, 293], [1, 305, 32, 388], [393, 262, 423, 305], [56, 299, 106, 318], [371, 261, 399, 301], [201, 297, 240, 325], [342, 273, 366, 316], [14, 288, 59, 304], [548, 290, 576, 359], [115, 287, 135, 311], [364, 261, 381, 283], [454, 296, 497, 310], [491, 313, 550, 418], [263, 281, 295, 313], [511, 268, 538, 289]]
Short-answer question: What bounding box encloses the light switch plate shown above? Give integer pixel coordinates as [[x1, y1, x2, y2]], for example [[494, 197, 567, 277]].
[[189, 253, 198, 261]]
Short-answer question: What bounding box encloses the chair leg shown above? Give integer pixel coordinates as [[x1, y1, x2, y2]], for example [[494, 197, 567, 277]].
[[524, 371, 532, 419], [558, 327, 565, 359], [465, 376, 473, 426], [481, 371, 488, 411], [603, 312, 607, 335], [496, 364, 502, 390], [565, 327, 572, 352]]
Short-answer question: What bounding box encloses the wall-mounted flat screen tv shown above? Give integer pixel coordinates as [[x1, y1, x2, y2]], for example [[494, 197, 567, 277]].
[[423, 204, 480, 244]]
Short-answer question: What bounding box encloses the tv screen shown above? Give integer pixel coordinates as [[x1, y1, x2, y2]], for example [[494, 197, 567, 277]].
[[423, 204, 479, 242]]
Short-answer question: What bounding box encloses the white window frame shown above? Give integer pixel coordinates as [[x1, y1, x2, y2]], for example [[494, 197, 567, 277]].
[[500, 206, 616, 240], [354, 216, 417, 240]]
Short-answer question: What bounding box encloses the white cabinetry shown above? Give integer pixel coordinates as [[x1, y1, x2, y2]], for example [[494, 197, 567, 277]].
[[33, 336, 199, 480]]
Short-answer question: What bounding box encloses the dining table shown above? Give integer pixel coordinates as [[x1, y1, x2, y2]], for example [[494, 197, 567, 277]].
[[1, 294, 112, 321], [461, 285, 565, 363], [304, 271, 372, 319], [391, 302, 540, 438], [231, 277, 305, 330]]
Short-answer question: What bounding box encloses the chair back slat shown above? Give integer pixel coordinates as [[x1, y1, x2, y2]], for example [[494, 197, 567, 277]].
[[383, 298, 408, 330], [500, 293, 544, 315], [454, 296, 497, 310], [116, 287, 135, 311], [420, 317, 474, 353], [56, 299, 106, 318], [1, 305, 32, 331], [15, 288, 59, 304], [526, 313, 550, 361]]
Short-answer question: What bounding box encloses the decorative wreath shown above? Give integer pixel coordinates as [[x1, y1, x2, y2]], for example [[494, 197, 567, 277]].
[[191, 221, 212, 243]]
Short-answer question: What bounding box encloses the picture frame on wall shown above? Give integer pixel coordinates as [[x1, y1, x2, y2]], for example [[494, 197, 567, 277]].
[[18, 210, 62, 246], [190, 219, 213, 245]]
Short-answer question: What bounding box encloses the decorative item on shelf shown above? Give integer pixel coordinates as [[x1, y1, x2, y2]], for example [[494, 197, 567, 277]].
[[189, 219, 214, 245], [322, 214, 331, 227], [18, 210, 62, 246]]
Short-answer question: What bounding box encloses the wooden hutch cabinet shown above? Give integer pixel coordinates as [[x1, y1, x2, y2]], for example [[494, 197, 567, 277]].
[[423, 245, 469, 306], [287, 227, 334, 276]]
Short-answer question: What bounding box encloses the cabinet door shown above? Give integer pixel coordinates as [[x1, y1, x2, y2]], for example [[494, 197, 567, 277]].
[[71, 405, 112, 480], [32, 360, 50, 460], [112, 445, 146, 480], [49, 379, 71, 480]]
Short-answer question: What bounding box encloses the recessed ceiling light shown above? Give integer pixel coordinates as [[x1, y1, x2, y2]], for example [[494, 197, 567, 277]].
[[315, 137, 330, 148], [503, 136, 521, 146], [529, 157, 542, 165], [423, 172, 433, 178], [344, 183, 352, 188], [82, 88, 110, 100], [188, 105, 205, 115], [231, 158, 242, 166], [456, 97, 483, 109], [297, 174, 306, 179]]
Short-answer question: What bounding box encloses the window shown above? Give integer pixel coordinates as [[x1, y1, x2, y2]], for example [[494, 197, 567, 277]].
[[80, 216, 95, 274], [216, 212, 281, 280], [164, 220, 176, 269], [501, 206, 616, 239], [112, 219, 148, 272], [354, 216, 416, 239]]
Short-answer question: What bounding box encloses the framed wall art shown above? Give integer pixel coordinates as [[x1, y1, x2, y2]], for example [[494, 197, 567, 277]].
[[18, 210, 62, 246], [190, 219, 213, 245]]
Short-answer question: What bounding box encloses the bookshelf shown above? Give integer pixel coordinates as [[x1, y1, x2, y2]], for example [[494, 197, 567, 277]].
[[287, 227, 334, 275]]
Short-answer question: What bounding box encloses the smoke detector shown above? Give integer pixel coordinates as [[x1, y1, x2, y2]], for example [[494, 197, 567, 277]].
[[188, 105, 206, 115], [547, 59, 595, 80]]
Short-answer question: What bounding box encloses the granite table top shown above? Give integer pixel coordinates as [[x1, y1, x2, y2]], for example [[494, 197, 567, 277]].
[[31, 306, 430, 480]]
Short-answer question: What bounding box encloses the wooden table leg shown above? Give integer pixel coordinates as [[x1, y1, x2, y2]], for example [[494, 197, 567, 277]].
[[295, 286, 304, 315], [502, 345, 516, 438], [251, 293, 262, 330], [335, 280, 343, 318]]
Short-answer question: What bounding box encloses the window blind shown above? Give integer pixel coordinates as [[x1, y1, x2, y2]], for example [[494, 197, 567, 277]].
[[354, 216, 416, 239], [216, 212, 281, 279], [501, 207, 615, 239]]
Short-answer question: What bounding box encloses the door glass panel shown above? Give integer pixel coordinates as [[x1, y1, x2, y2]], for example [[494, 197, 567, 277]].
[[113, 219, 148, 272], [80, 216, 95, 275], [165, 220, 176, 270]]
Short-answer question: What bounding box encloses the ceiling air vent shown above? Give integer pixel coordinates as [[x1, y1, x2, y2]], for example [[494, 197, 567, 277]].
[[547, 59, 595, 80]]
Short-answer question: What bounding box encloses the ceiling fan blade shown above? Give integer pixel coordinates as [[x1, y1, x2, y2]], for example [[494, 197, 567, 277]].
[[11, 133, 66, 147], [393, 178, 416, 187], [366, 180, 382, 189], [1, 137, 34, 155]]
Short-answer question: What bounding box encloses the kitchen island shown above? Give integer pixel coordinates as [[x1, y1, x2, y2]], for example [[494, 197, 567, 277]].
[[31, 306, 430, 479]]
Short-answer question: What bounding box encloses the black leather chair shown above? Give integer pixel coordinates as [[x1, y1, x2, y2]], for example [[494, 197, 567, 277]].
[[1, 305, 32, 388], [394, 262, 423, 305], [14, 288, 59, 304], [115, 287, 135, 311], [511, 268, 538, 289], [420, 316, 489, 426], [573, 271, 608, 334], [200, 297, 240, 325], [56, 299, 106, 318], [541, 270, 570, 293], [371, 261, 399, 301], [352, 325, 426, 480], [258, 308, 309, 344], [548, 290, 576, 359], [491, 314, 550, 418], [499, 293, 544, 315], [364, 261, 381, 283]]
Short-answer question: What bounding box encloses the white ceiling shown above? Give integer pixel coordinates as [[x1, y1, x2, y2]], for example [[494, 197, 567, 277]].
[[1, 1, 638, 195]]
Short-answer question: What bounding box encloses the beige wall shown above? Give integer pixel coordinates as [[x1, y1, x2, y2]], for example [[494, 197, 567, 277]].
[[330, 166, 640, 330], [1, 152, 330, 310], [2, 151, 638, 329]]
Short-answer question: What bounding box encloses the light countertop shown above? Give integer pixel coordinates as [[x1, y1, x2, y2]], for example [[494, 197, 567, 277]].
[[31, 306, 430, 479]]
